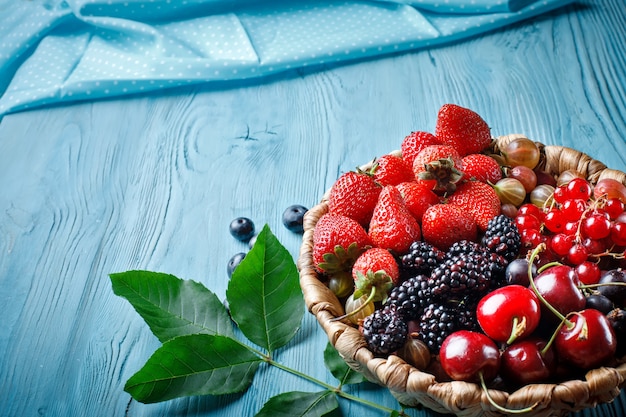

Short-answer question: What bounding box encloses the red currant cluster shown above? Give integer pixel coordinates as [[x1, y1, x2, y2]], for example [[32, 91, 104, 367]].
[[514, 177, 626, 279]]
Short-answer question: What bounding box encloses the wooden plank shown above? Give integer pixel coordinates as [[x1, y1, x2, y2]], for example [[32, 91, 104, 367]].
[[0, 1, 625, 416]]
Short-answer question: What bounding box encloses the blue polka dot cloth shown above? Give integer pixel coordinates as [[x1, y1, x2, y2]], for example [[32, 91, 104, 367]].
[[0, 0, 574, 117]]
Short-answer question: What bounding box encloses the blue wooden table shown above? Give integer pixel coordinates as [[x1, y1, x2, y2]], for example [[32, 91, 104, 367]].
[[1, 1, 626, 416]]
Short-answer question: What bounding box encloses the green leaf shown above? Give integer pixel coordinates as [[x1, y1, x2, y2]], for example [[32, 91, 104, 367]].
[[323, 343, 367, 386], [226, 224, 304, 354], [255, 391, 339, 417], [110, 270, 233, 342], [125, 334, 262, 403]]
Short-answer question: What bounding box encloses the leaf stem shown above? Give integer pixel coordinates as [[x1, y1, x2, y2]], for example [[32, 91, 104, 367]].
[[265, 356, 404, 415]]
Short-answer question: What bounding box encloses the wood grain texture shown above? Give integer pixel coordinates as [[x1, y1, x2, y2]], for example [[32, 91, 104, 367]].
[[0, 0, 625, 416]]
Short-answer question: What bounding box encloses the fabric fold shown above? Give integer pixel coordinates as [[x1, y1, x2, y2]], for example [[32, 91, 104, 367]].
[[0, 0, 575, 117]]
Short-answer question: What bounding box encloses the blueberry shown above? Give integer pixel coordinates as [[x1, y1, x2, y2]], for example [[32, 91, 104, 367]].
[[282, 205, 308, 233], [585, 294, 614, 315], [227, 252, 246, 278], [229, 217, 255, 241], [248, 234, 257, 249]]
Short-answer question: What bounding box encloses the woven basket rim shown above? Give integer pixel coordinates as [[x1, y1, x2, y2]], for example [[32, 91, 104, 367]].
[[297, 134, 626, 417]]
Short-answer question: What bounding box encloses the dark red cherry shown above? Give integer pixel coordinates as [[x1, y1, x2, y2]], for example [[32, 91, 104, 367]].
[[501, 338, 556, 385], [439, 330, 500, 383], [555, 309, 616, 369]]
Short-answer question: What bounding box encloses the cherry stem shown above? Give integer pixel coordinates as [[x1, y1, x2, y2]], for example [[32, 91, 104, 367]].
[[579, 282, 626, 290], [536, 260, 563, 274], [506, 316, 526, 346], [478, 371, 537, 414], [330, 287, 376, 322], [527, 244, 574, 329]]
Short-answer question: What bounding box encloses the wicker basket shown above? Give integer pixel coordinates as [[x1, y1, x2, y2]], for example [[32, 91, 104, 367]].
[[297, 134, 626, 417]]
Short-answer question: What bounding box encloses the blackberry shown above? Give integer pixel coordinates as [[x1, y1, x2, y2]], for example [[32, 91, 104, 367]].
[[401, 241, 445, 276], [429, 252, 493, 301], [362, 306, 408, 356], [446, 240, 485, 260], [445, 239, 508, 291], [385, 274, 432, 320], [415, 302, 478, 354], [482, 214, 522, 262]]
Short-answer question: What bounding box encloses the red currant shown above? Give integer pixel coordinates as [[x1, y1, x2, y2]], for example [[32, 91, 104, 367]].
[[610, 222, 626, 246], [567, 243, 588, 265], [518, 203, 545, 221], [575, 261, 601, 285], [604, 198, 625, 219], [582, 212, 611, 240], [561, 199, 587, 222], [521, 228, 544, 247], [564, 221, 579, 236], [515, 214, 542, 232], [549, 233, 575, 257], [565, 178, 593, 201], [544, 209, 566, 233], [553, 186, 568, 204]]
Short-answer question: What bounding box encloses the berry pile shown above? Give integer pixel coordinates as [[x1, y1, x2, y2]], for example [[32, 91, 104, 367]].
[[310, 103, 626, 395]]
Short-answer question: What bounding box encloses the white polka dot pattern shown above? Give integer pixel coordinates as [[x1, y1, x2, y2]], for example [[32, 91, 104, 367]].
[[0, 0, 574, 116]]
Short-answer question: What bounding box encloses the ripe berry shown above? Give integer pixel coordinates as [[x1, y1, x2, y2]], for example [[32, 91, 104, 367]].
[[227, 252, 246, 278], [361, 306, 408, 356], [565, 178, 593, 201], [282, 204, 308, 233], [229, 217, 255, 241], [439, 330, 500, 383], [582, 212, 611, 240]]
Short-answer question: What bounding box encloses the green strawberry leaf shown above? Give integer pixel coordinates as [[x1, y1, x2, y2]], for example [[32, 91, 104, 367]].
[[226, 224, 304, 354], [255, 390, 339, 417], [124, 334, 262, 403], [323, 343, 367, 386], [110, 270, 233, 342]]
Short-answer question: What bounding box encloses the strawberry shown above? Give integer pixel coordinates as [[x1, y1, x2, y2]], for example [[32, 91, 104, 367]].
[[313, 213, 372, 274], [401, 131, 441, 167], [461, 153, 503, 183], [328, 170, 381, 226], [421, 204, 477, 251], [446, 181, 501, 232], [351, 247, 399, 303], [396, 181, 440, 223], [412, 144, 464, 194], [435, 104, 492, 156], [372, 154, 415, 186], [368, 185, 421, 254]]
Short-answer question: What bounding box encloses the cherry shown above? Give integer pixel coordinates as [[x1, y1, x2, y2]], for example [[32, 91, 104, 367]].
[[554, 309, 617, 369], [439, 330, 500, 383], [477, 285, 541, 344], [501, 337, 556, 385], [440, 330, 536, 414], [531, 264, 585, 322]]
